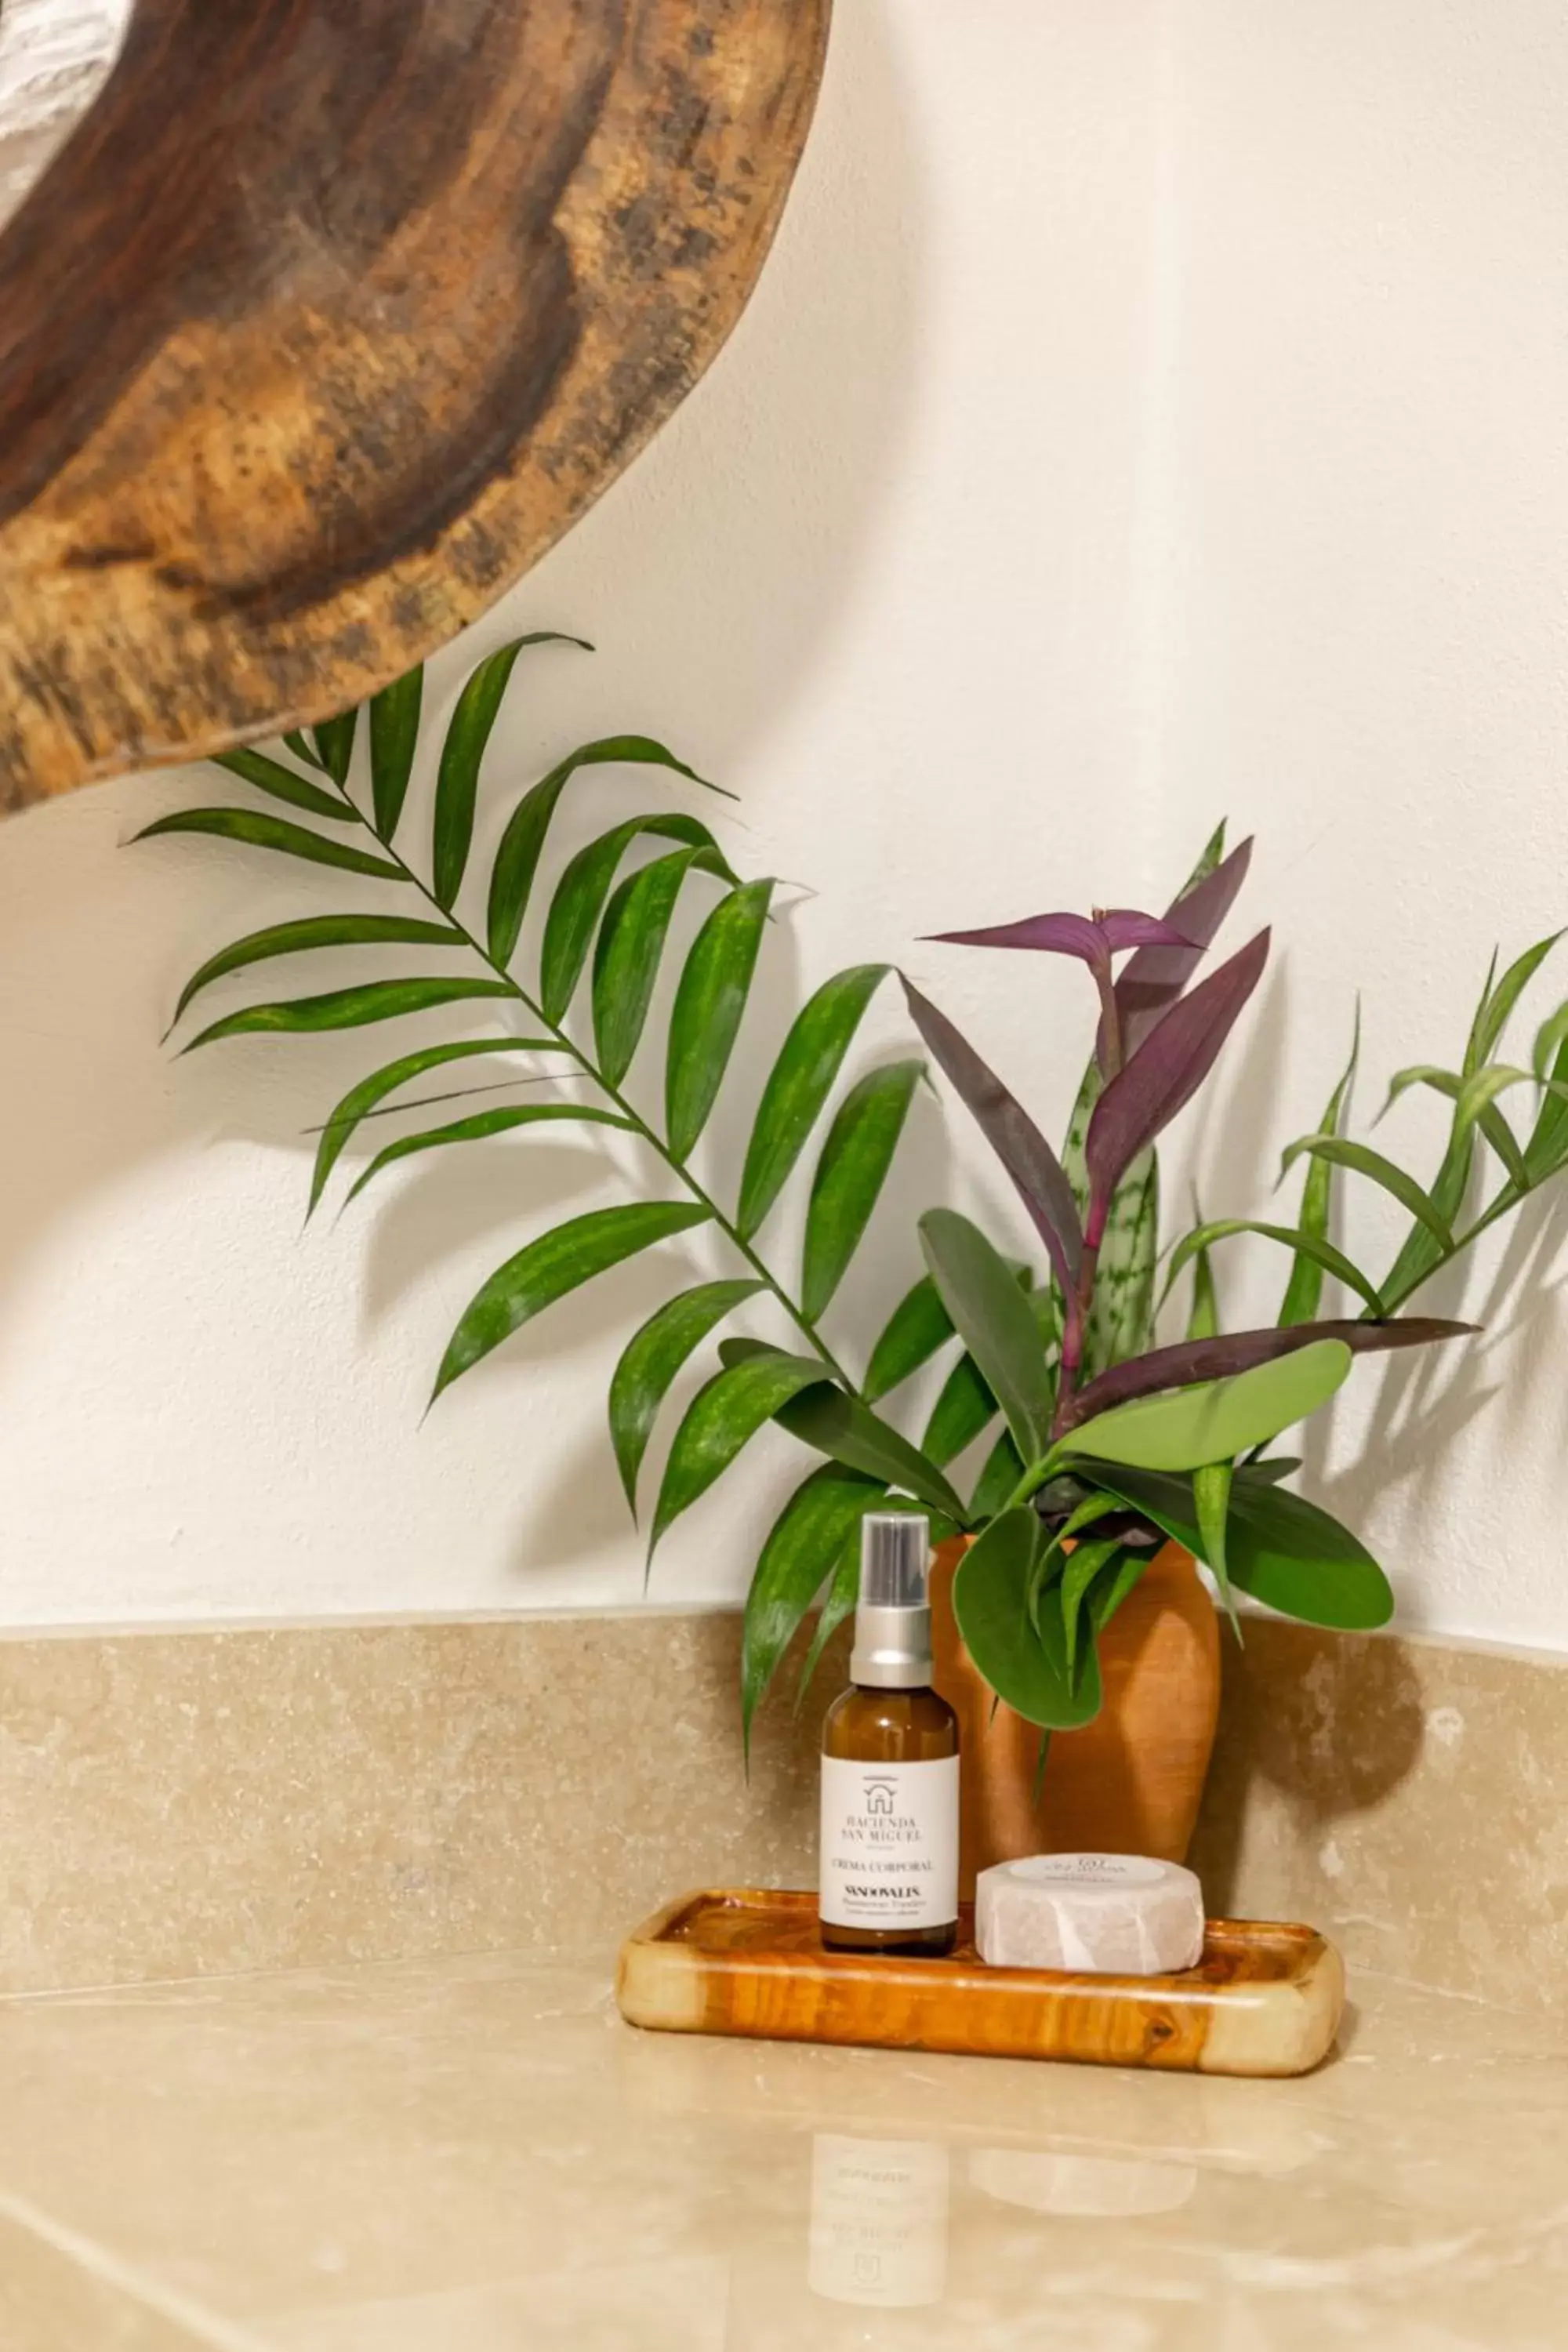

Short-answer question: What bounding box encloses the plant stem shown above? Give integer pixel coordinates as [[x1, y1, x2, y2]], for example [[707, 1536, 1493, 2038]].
[[999, 1455, 1057, 1515], [330, 776, 859, 1395]]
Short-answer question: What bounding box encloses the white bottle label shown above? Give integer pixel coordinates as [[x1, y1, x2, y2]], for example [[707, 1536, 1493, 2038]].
[[819, 1756, 960, 1931]]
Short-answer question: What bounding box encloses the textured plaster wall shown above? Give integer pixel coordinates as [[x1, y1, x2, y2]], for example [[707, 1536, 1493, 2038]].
[[1, 1, 1565, 1645]]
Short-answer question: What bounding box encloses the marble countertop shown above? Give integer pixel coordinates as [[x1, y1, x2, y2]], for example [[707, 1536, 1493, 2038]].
[[0, 1944, 1563, 2350]]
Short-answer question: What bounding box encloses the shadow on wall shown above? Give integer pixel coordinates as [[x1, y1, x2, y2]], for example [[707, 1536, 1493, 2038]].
[[0, 4, 924, 1614]]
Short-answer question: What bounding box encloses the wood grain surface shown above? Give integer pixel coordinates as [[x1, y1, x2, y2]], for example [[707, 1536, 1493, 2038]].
[[0, 0, 830, 811], [617, 1889, 1346, 2078]]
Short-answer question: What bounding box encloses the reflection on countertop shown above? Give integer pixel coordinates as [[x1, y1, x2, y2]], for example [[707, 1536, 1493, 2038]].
[[0, 1944, 1563, 2350]]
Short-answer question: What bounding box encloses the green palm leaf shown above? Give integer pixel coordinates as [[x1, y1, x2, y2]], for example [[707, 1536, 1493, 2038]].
[[345, 1103, 632, 1203], [135, 808, 405, 880], [182, 977, 515, 1051], [717, 1345, 964, 1524], [431, 634, 590, 910], [592, 845, 728, 1087], [309, 1037, 562, 1214], [1279, 1134, 1454, 1250], [736, 965, 890, 1240], [311, 709, 358, 786], [742, 1465, 884, 1747], [1166, 1218, 1386, 1319], [368, 668, 423, 839], [486, 734, 728, 970], [796, 1527, 866, 1709], [1465, 930, 1564, 1073], [608, 1278, 766, 1512], [1281, 1010, 1359, 1325], [434, 1200, 712, 1399], [649, 1352, 835, 1560], [800, 1061, 923, 1321], [862, 1276, 956, 1403], [170, 914, 463, 1028], [664, 878, 775, 1160], [210, 747, 356, 822], [539, 817, 736, 1023]]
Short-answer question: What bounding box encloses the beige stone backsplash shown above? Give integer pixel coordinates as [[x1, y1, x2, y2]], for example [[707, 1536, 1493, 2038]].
[[2, 1605, 1566, 2006]]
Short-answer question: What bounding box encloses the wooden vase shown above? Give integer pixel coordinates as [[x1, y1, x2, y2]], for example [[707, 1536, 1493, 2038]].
[[928, 1536, 1221, 1894]]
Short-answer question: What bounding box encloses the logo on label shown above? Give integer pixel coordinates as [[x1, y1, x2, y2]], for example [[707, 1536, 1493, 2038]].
[[863, 1779, 897, 1817]]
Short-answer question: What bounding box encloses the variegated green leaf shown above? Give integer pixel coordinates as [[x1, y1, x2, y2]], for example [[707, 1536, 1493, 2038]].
[[135, 808, 405, 880]]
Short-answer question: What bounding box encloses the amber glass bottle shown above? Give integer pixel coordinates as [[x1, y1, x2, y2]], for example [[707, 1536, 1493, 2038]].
[[818, 1515, 960, 1957]]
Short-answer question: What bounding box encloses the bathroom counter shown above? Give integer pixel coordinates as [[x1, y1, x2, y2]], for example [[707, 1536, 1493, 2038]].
[[1, 1941, 1563, 2350]]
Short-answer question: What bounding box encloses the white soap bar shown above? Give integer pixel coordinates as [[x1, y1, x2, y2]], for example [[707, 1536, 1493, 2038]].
[[975, 1853, 1204, 1976]]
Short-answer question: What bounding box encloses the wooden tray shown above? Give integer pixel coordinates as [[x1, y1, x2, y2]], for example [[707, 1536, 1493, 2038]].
[[616, 1890, 1345, 2078]]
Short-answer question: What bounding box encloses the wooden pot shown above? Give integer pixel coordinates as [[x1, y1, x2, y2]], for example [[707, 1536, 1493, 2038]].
[[928, 1535, 1221, 1895]]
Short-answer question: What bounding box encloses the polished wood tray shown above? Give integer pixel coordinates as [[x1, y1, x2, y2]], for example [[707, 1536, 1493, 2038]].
[[616, 1889, 1344, 2078]]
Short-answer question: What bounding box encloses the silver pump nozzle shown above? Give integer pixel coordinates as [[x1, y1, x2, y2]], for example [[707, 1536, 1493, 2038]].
[[849, 1512, 933, 1688]]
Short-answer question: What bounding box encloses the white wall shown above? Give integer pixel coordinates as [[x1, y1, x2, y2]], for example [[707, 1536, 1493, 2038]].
[[2, 0, 1566, 1647]]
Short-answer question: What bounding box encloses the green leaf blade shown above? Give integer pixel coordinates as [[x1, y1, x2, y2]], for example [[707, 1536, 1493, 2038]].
[[800, 1061, 922, 1323], [539, 816, 735, 1025], [434, 1201, 712, 1399], [953, 1511, 1102, 1730], [922, 1352, 998, 1468], [485, 733, 721, 971], [1192, 1457, 1240, 1637], [311, 709, 358, 787], [170, 913, 464, 1028], [862, 1277, 956, 1404], [1281, 1009, 1359, 1326], [210, 747, 357, 822], [918, 1208, 1054, 1466], [1086, 1149, 1158, 1373], [431, 637, 588, 910], [1063, 1338, 1352, 1475], [665, 878, 775, 1161], [135, 808, 406, 880], [717, 1344, 965, 1523], [309, 1036, 558, 1214], [608, 1278, 766, 1515], [736, 966, 891, 1240], [368, 668, 423, 840], [182, 977, 515, 1051], [1167, 1218, 1387, 1319], [742, 1467, 884, 1747], [1083, 1465, 1395, 1630], [592, 847, 724, 1089], [650, 1352, 833, 1559], [1280, 1134, 1454, 1250], [345, 1103, 632, 1203]]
